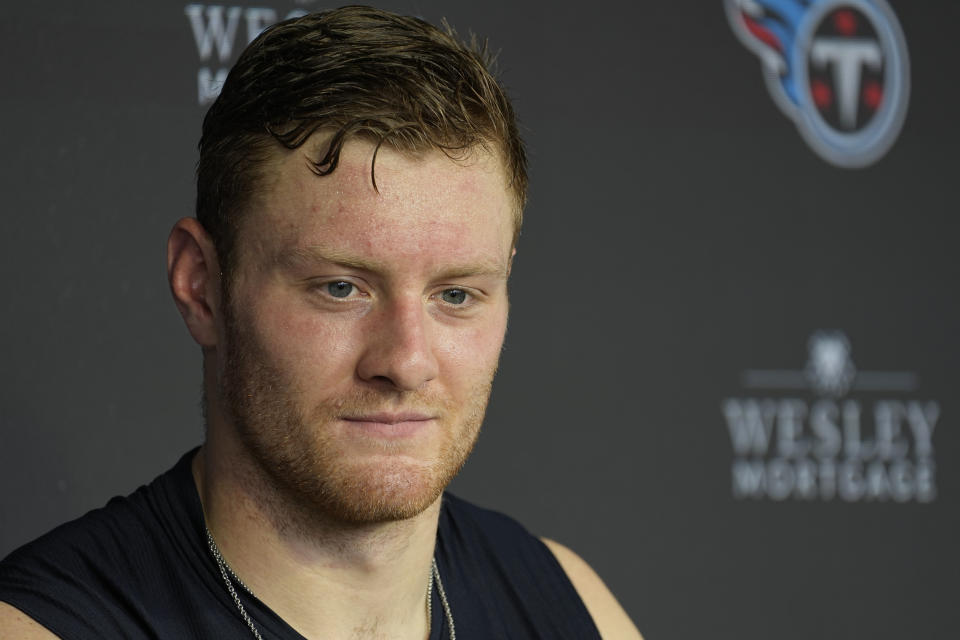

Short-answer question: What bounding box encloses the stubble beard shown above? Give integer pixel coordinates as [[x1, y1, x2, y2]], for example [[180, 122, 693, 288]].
[[218, 301, 494, 530]]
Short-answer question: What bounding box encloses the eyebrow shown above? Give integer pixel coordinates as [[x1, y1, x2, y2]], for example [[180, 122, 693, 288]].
[[277, 246, 508, 279], [278, 247, 381, 273]]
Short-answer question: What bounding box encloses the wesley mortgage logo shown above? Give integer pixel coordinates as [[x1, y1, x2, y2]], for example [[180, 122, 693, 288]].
[[723, 331, 938, 502], [185, 3, 312, 105]]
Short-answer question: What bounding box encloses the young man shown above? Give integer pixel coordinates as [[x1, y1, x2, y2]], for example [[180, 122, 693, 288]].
[[0, 7, 642, 638]]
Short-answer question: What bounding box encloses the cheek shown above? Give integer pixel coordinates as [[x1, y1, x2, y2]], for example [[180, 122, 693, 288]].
[[434, 311, 508, 382], [247, 296, 363, 388]]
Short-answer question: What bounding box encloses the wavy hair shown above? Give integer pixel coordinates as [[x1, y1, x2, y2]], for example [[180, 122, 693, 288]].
[[196, 5, 527, 273]]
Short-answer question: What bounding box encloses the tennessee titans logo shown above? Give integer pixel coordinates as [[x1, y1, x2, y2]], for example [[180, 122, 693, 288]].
[[725, 0, 910, 167]]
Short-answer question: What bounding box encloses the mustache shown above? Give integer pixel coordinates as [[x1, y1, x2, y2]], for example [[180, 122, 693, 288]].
[[302, 387, 455, 421]]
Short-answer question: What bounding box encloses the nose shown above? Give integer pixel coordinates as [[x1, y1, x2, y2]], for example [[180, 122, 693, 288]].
[[356, 296, 439, 391]]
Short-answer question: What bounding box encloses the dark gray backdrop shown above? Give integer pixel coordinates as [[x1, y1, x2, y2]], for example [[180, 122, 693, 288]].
[[2, 2, 957, 638]]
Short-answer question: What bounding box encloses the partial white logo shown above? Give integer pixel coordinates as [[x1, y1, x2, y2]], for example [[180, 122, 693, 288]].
[[185, 4, 312, 105], [723, 331, 938, 503], [805, 330, 856, 396]]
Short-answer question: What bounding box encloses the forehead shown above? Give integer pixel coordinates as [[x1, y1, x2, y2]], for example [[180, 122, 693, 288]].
[[241, 135, 515, 269]]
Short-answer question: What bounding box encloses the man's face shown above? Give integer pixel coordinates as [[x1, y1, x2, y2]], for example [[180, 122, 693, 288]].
[[217, 137, 514, 525]]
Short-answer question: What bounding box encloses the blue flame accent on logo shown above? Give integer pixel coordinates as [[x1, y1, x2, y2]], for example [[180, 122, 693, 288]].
[[725, 0, 910, 168]]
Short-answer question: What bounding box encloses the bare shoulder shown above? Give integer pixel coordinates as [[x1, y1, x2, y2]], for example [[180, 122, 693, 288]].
[[0, 601, 60, 639], [541, 538, 644, 640]]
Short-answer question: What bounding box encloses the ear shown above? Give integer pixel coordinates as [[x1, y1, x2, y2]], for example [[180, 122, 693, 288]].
[[507, 246, 517, 276], [167, 218, 222, 347]]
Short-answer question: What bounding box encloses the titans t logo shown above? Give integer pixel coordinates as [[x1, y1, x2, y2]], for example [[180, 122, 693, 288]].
[[725, 0, 910, 167]]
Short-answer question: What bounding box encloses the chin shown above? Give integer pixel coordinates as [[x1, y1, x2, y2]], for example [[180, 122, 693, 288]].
[[241, 425, 477, 526], [316, 459, 450, 523]]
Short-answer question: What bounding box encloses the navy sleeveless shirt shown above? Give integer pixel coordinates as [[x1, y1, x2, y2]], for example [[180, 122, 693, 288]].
[[0, 450, 601, 639]]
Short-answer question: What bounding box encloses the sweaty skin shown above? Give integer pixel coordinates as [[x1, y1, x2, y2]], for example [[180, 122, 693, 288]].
[[184, 138, 513, 639]]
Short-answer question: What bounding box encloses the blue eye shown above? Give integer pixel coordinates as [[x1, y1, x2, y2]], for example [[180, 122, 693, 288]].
[[327, 281, 354, 298], [441, 289, 467, 305]]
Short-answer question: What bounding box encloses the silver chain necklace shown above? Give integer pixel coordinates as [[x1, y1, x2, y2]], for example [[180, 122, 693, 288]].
[[205, 527, 455, 639]]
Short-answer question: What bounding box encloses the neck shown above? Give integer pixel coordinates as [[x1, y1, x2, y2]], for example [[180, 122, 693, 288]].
[[193, 437, 439, 640]]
